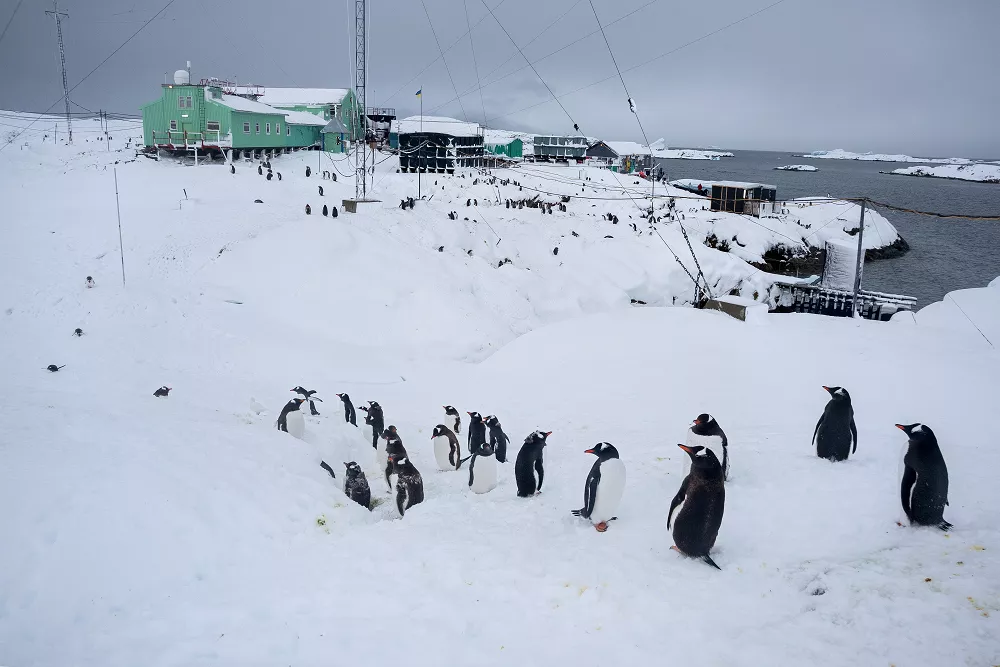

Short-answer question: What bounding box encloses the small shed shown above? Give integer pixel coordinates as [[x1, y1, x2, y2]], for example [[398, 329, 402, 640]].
[[709, 181, 778, 218], [321, 117, 349, 153]]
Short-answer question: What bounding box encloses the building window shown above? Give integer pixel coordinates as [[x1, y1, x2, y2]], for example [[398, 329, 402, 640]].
[[243, 122, 250, 134], [206, 121, 220, 132], [255, 123, 260, 134], [275, 123, 279, 135], [169, 120, 177, 131], [187, 96, 193, 108], [178, 96, 193, 109], [266, 123, 270, 135], [286, 125, 291, 136]]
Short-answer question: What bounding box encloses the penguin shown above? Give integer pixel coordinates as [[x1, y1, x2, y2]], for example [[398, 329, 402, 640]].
[[467, 411, 487, 456], [485, 415, 510, 463], [153, 386, 171, 397], [73, 328, 84, 337], [443, 405, 461, 435], [305, 204, 311, 215], [382, 426, 407, 492], [895, 423, 951, 530], [430, 424, 462, 471], [335, 393, 356, 425], [276, 398, 306, 439], [319, 185, 324, 196], [331, 206, 338, 218], [685, 414, 729, 480], [266, 171, 273, 181], [85, 276, 95, 288], [322, 204, 329, 217], [258, 165, 263, 175], [230, 164, 236, 174], [571, 442, 626, 532], [363, 401, 384, 449], [306, 166, 311, 177], [341, 461, 372, 510], [291, 386, 322, 416], [668, 444, 725, 570], [389, 455, 424, 517], [514, 430, 551, 497], [813, 386, 857, 462], [46, 364, 65, 372], [277, 172, 282, 181], [467, 438, 498, 494]]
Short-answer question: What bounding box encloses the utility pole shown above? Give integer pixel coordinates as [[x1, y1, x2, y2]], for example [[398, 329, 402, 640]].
[[353, 0, 367, 200], [418, 87, 422, 199], [45, 1, 73, 145], [852, 198, 867, 318]]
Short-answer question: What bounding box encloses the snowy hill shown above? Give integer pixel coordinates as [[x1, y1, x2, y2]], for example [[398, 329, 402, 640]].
[[799, 148, 979, 164], [1, 113, 999, 666], [888, 163, 1000, 183]]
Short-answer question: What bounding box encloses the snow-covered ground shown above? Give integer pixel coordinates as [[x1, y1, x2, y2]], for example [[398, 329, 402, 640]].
[[889, 163, 1000, 184], [799, 149, 978, 164], [775, 164, 818, 171], [2, 113, 998, 667]]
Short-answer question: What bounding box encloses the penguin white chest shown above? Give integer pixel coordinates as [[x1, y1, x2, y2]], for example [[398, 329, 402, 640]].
[[470, 455, 498, 494], [683, 431, 723, 475], [285, 411, 305, 440], [432, 436, 455, 470], [591, 459, 626, 523]]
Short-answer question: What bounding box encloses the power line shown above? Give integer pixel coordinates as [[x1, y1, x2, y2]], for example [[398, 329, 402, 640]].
[[420, 0, 469, 122], [463, 0, 487, 128], [0, 0, 25, 50]]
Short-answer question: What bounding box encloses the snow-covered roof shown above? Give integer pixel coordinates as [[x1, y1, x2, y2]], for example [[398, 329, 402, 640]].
[[605, 141, 650, 156], [712, 180, 777, 190], [258, 87, 350, 107], [282, 109, 328, 127], [395, 115, 480, 137], [212, 94, 285, 116], [321, 118, 349, 134]]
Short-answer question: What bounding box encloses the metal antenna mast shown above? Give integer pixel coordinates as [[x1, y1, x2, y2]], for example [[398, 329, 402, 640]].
[[45, 0, 72, 144], [354, 0, 367, 199]]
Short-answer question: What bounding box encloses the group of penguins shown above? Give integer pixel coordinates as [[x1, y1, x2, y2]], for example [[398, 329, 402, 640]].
[[273, 384, 952, 570]]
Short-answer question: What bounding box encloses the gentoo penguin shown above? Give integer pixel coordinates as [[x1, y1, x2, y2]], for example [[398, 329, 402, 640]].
[[813, 386, 857, 462], [276, 398, 306, 439], [571, 442, 626, 532], [431, 424, 462, 471], [896, 423, 951, 530], [468, 438, 498, 494], [153, 386, 171, 397], [230, 164, 235, 174], [685, 414, 729, 480], [389, 455, 424, 517], [258, 165, 263, 175], [46, 364, 65, 372], [363, 401, 385, 449], [381, 426, 407, 492], [515, 430, 552, 497], [467, 412, 487, 456], [668, 444, 725, 570], [291, 386, 322, 416], [335, 393, 357, 425], [342, 461, 372, 510], [485, 415, 510, 463], [85, 276, 95, 288], [444, 405, 462, 435]]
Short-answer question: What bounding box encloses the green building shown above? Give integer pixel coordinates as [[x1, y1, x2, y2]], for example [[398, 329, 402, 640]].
[[485, 137, 523, 159], [141, 71, 347, 156], [258, 87, 363, 141]]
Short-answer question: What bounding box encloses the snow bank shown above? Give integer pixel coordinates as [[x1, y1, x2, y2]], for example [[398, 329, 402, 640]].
[[800, 149, 975, 164], [898, 276, 1000, 348], [775, 164, 818, 171], [653, 147, 734, 160], [889, 163, 1000, 183], [4, 112, 992, 667]]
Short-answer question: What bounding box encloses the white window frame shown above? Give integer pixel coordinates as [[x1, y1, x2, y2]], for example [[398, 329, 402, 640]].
[[255, 123, 260, 134], [169, 120, 177, 131], [275, 123, 279, 136], [286, 124, 291, 136], [243, 122, 250, 134], [206, 121, 220, 132], [266, 122, 270, 135]]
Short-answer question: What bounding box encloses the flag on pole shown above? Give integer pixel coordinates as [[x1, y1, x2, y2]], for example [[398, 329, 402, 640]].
[[415, 89, 422, 97]]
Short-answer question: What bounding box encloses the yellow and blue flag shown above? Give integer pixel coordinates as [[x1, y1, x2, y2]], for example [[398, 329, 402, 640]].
[[415, 89, 422, 97]]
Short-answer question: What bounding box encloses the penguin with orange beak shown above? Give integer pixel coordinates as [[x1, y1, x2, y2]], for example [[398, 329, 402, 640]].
[[515, 430, 552, 497], [571, 443, 625, 532], [668, 444, 725, 569], [813, 386, 857, 462], [685, 414, 729, 480]]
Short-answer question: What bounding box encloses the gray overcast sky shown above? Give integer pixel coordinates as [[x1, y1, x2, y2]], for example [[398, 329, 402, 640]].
[[1, 0, 997, 158]]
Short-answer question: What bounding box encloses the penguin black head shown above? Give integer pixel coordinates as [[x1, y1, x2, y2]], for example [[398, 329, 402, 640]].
[[369, 401, 380, 408], [467, 411, 483, 422], [678, 443, 722, 471], [337, 392, 350, 402], [444, 405, 459, 416], [431, 424, 450, 438], [584, 442, 620, 459], [526, 430, 552, 447], [485, 415, 500, 428], [822, 386, 851, 400], [382, 425, 399, 440], [73, 328, 84, 336], [895, 423, 936, 443], [344, 461, 363, 477]]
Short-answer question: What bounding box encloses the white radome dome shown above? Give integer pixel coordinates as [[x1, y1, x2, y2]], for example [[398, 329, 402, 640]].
[[173, 69, 190, 85]]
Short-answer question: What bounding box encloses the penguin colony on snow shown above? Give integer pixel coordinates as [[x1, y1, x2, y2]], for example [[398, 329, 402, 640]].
[[260, 381, 953, 570]]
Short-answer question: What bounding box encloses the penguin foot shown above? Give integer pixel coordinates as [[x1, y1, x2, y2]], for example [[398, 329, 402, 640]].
[[594, 522, 608, 533], [669, 545, 680, 552], [938, 521, 953, 531]]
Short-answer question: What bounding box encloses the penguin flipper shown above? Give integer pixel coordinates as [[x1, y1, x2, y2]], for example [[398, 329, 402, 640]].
[[702, 555, 722, 570], [850, 417, 858, 454], [900, 466, 916, 521], [319, 461, 336, 479], [667, 476, 690, 530], [456, 454, 473, 470], [582, 468, 600, 519], [812, 416, 822, 447]]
